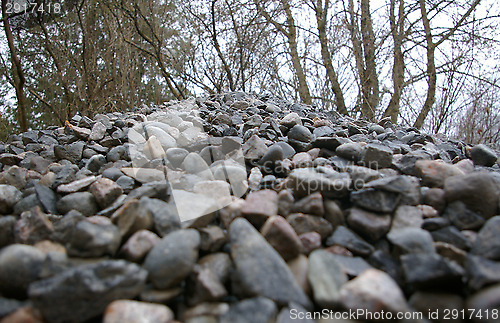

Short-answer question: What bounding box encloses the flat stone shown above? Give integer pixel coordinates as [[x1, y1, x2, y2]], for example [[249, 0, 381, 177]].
[[444, 172, 499, 219], [470, 144, 497, 167], [90, 177, 123, 208], [261, 215, 303, 261], [328, 255, 373, 277], [387, 227, 435, 254], [325, 226, 375, 256], [29, 260, 147, 323], [340, 269, 410, 317], [401, 253, 465, 289], [220, 297, 277, 323], [119, 229, 161, 263], [351, 188, 400, 213], [431, 226, 472, 251], [359, 143, 393, 169], [347, 207, 391, 241], [287, 213, 333, 239], [103, 300, 173, 323], [307, 249, 348, 309], [390, 205, 424, 231], [57, 176, 97, 194], [415, 159, 464, 188], [229, 218, 312, 309], [56, 192, 99, 216], [144, 229, 200, 289], [241, 189, 278, 227], [0, 244, 45, 298], [0, 184, 22, 214], [471, 216, 500, 260]]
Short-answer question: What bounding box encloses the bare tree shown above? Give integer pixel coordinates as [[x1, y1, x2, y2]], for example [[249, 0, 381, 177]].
[[2, 0, 28, 131], [256, 0, 312, 104]]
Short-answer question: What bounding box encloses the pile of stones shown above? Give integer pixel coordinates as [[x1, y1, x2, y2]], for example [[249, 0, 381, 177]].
[[0, 92, 499, 323]]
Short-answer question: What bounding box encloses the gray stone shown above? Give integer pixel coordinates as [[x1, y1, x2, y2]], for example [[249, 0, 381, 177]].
[[229, 218, 312, 309], [242, 134, 268, 160], [351, 188, 400, 213], [140, 197, 181, 237], [280, 112, 302, 128], [34, 184, 57, 214], [57, 176, 97, 194], [470, 144, 497, 167], [308, 249, 348, 308], [0, 216, 15, 248], [340, 269, 410, 317], [336, 142, 363, 161], [115, 175, 135, 193], [144, 229, 200, 289], [329, 255, 373, 277], [66, 220, 121, 257], [0, 244, 45, 298], [29, 260, 147, 323], [444, 201, 485, 230], [387, 227, 435, 254], [326, 226, 375, 256], [401, 253, 465, 288], [286, 168, 351, 199], [347, 207, 391, 241], [0, 184, 22, 214], [220, 297, 277, 323], [111, 199, 153, 238], [444, 172, 499, 219], [431, 226, 472, 251], [56, 192, 99, 216], [471, 216, 500, 260], [466, 255, 500, 291], [287, 213, 333, 239], [119, 229, 161, 263], [359, 143, 393, 169], [287, 125, 312, 143], [14, 207, 54, 244], [390, 205, 424, 232]]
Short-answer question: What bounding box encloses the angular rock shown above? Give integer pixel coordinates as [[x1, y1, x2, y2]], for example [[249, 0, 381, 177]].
[[89, 177, 123, 208], [359, 143, 393, 169], [66, 219, 121, 257], [287, 213, 333, 239], [471, 216, 500, 260], [307, 249, 347, 308], [140, 197, 181, 237], [241, 189, 278, 227], [220, 297, 277, 323], [119, 229, 161, 262], [351, 188, 400, 213], [466, 254, 500, 291], [466, 284, 500, 323], [298, 232, 321, 254], [387, 227, 435, 255], [111, 199, 153, 238], [443, 201, 485, 230], [56, 192, 99, 216], [103, 300, 173, 323], [144, 229, 200, 289], [347, 207, 391, 241], [340, 269, 410, 317], [229, 218, 312, 309], [325, 226, 375, 256], [415, 159, 464, 188], [29, 260, 147, 323]]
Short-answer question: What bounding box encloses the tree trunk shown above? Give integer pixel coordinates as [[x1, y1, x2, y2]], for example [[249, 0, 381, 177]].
[[383, 0, 404, 123], [282, 0, 312, 104], [360, 0, 378, 120], [316, 0, 348, 115], [2, 0, 28, 131], [413, 0, 436, 129]]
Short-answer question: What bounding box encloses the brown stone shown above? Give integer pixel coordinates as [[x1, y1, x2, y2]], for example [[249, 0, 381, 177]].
[[119, 230, 161, 262], [415, 159, 464, 188], [292, 192, 324, 216], [103, 300, 173, 323], [299, 232, 321, 254], [261, 215, 303, 260], [287, 213, 333, 239], [90, 177, 123, 208], [241, 189, 278, 227]]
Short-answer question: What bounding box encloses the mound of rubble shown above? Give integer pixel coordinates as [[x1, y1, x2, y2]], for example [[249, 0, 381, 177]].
[[0, 92, 500, 323]]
